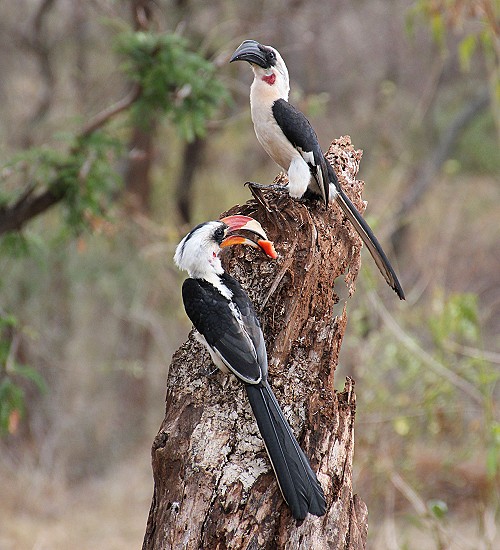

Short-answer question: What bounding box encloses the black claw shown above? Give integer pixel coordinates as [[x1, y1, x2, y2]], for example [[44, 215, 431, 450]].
[[245, 181, 288, 193]]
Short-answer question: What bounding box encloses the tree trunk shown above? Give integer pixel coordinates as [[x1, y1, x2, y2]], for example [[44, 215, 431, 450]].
[[175, 136, 207, 225], [124, 125, 156, 214], [143, 136, 368, 549], [123, 0, 156, 215]]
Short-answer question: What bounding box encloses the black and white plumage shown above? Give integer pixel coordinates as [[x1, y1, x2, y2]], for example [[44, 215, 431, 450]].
[[174, 216, 326, 520], [230, 40, 405, 300]]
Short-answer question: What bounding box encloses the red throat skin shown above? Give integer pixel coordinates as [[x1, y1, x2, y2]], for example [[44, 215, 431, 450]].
[[262, 73, 276, 85]]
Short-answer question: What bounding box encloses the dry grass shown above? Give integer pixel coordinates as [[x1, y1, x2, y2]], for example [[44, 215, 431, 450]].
[[1, 443, 498, 550], [0, 446, 151, 550]]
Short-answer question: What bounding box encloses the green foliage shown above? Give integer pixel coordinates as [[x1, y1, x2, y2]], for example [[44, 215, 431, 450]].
[[0, 135, 121, 436], [429, 292, 479, 346], [115, 32, 228, 141], [0, 29, 229, 436], [349, 288, 499, 525], [0, 232, 31, 258], [63, 134, 123, 233], [427, 499, 448, 520], [408, 0, 498, 56], [0, 311, 46, 435], [455, 110, 500, 174], [487, 421, 500, 479], [458, 34, 477, 72], [429, 12, 446, 52], [0, 30, 228, 252], [407, 0, 500, 128], [2, 132, 122, 238]]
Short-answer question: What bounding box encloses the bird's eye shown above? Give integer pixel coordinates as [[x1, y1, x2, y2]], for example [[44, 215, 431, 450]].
[[214, 226, 225, 243], [268, 51, 276, 60]]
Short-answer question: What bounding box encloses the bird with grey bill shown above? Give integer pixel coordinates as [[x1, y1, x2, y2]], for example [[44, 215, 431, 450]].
[[230, 39, 405, 300]]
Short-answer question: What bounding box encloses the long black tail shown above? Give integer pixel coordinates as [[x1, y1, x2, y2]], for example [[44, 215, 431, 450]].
[[326, 162, 405, 299], [245, 382, 326, 520]]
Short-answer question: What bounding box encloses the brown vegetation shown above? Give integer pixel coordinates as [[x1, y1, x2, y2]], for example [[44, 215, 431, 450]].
[[0, 1, 498, 549]]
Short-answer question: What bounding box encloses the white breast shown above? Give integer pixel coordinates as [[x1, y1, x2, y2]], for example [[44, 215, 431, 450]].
[[250, 82, 299, 172]]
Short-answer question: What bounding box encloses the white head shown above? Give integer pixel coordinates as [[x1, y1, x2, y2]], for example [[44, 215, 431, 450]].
[[174, 216, 277, 280], [174, 221, 226, 279], [230, 40, 290, 100]]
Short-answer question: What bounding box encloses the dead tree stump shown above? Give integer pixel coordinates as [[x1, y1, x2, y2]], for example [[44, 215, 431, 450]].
[[143, 136, 368, 549]]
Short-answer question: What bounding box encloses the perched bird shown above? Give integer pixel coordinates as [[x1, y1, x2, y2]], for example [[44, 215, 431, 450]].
[[230, 40, 405, 300], [174, 215, 326, 520]]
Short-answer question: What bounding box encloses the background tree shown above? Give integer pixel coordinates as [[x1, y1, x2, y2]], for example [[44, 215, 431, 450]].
[[0, 1, 498, 548], [0, 5, 227, 434]]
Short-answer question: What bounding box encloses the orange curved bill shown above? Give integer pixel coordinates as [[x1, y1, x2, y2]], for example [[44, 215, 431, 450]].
[[221, 235, 277, 259], [220, 235, 258, 249]]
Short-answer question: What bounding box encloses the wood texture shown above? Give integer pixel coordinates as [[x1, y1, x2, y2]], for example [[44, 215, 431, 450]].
[[143, 136, 368, 549]]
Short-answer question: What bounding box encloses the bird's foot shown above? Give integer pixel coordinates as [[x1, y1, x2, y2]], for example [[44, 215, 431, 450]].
[[245, 181, 288, 194], [246, 182, 289, 228]]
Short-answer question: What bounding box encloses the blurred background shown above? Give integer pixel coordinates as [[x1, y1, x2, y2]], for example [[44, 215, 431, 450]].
[[0, 1, 498, 548]]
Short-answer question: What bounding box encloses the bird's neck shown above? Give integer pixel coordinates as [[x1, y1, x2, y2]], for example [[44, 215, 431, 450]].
[[250, 73, 289, 106], [186, 251, 223, 279], [197, 271, 233, 300]]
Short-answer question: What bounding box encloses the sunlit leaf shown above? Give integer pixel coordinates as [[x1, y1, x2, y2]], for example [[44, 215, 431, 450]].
[[458, 35, 477, 72], [427, 499, 448, 519]]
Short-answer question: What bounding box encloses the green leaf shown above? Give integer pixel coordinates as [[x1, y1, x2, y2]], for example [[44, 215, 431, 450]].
[[393, 416, 411, 436], [486, 444, 499, 479], [114, 31, 228, 140], [458, 35, 477, 72], [0, 378, 25, 435], [430, 13, 445, 49], [427, 499, 448, 519], [429, 292, 479, 345], [10, 363, 47, 394], [0, 313, 18, 329], [486, 422, 500, 479]]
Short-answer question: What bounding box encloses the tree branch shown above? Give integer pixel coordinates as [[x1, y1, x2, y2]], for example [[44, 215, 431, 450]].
[[0, 0, 153, 238], [0, 84, 142, 237], [80, 84, 142, 139], [391, 90, 490, 254], [0, 181, 65, 236], [19, 0, 58, 146]]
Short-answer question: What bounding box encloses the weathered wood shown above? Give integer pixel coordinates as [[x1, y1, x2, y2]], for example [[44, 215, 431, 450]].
[[143, 136, 368, 549]]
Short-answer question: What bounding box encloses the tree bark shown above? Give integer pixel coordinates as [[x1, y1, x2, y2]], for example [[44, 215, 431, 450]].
[[19, 0, 58, 148], [175, 136, 207, 225], [123, 125, 156, 215], [143, 136, 368, 549]]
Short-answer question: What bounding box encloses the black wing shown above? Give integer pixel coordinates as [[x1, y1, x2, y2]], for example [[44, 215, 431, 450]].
[[182, 277, 264, 384], [220, 272, 268, 378], [272, 98, 329, 205]]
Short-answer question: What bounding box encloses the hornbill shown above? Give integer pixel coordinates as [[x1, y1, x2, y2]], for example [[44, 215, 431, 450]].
[[230, 40, 405, 300], [174, 215, 327, 520]]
